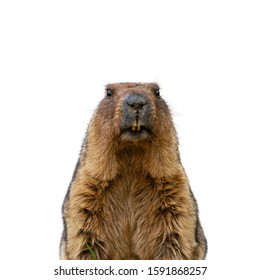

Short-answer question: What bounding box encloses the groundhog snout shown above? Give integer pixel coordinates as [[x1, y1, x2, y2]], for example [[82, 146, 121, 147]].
[[125, 93, 148, 112], [121, 93, 151, 137], [124, 93, 149, 116]]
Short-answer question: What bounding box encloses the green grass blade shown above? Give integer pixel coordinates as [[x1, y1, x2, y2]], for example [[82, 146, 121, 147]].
[[72, 217, 97, 260], [85, 242, 97, 260]]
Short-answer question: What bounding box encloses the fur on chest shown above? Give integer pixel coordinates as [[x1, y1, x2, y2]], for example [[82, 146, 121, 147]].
[[69, 173, 194, 259]]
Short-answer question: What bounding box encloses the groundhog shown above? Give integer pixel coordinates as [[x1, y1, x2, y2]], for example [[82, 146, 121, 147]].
[[60, 83, 207, 260]]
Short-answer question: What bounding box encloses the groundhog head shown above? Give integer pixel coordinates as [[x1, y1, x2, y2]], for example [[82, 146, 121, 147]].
[[105, 83, 163, 143], [82, 83, 181, 181]]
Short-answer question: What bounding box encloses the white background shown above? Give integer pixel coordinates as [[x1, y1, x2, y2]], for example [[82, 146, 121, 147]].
[[0, 0, 260, 279]]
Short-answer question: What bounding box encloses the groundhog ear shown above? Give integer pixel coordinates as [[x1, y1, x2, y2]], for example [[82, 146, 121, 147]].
[[106, 88, 113, 97]]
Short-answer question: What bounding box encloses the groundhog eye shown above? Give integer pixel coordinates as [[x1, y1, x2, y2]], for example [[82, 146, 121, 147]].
[[106, 88, 113, 97], [155, 88, 160, 97]]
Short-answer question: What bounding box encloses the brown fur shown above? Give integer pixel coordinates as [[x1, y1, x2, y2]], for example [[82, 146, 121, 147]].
[[60, 83, 207, 260]]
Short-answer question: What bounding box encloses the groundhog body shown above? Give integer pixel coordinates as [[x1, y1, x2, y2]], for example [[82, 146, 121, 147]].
[[60, 83, 207, 260]]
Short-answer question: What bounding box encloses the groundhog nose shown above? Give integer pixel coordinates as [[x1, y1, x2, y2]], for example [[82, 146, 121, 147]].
[[125, 94, 147, 111]]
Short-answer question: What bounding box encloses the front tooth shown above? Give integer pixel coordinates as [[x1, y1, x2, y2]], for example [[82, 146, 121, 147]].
[[137, 123, 141, 131], [132, 118, 137, 131]]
